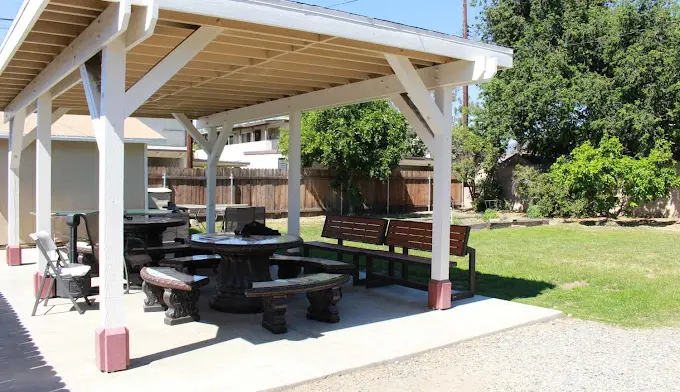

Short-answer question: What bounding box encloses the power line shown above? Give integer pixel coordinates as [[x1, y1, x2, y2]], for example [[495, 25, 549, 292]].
[[0, 18, 14, 22], [327, 0, 358, 8]]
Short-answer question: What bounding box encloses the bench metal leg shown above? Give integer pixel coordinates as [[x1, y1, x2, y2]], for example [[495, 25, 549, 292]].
[[163, 288, 200, 326], [452, 248, 476, 301], [306, 287, 342, 323], [468, 248, 476, 294], [261, 295, 287, 334], [352, 253, 364, 286], [142, 281, 166, 312]]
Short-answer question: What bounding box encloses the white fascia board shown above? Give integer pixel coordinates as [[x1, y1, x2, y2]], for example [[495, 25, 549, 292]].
[[198, 58, 496, 128], [3, 2, 132, 122], [0, 0, 50, 76], [102, 0, 512, 67]]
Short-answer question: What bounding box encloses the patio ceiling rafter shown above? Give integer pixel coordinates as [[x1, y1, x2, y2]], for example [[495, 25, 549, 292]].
[[3, 2, 133, 121], [124, 25, 223, 117]]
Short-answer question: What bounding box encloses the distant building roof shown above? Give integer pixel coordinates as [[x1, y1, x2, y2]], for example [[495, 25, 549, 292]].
[[0, 112, 166, 144]]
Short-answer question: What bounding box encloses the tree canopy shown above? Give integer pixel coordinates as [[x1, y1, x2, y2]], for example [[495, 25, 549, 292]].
[[279, 100, 421, 212], [474, 0, 680, 161]]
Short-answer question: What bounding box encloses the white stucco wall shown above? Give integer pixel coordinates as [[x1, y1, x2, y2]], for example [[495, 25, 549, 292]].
[[195, 139, 284, 169], [0, 140, 147, 245], [140, 118, 186, 147]]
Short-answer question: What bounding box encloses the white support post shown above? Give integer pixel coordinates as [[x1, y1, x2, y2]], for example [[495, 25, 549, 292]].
[[22, 108, 70, 150], [35, 93, 52, 274], [144, 144, 149, 209], [83, 35, 130, 373], [430, 87, 454, 309], [205, 127, 217, 233], [287, 111, 302, 236], [6, 108, 26, 266]]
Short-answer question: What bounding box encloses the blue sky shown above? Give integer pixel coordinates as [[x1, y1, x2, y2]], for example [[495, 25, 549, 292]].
[[0, 0, 485, 104]]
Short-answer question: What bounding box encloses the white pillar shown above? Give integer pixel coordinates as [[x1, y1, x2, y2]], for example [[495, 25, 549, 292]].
[[143, 144, 149, 209], [36, 93, 52, 272], [6, 107, 26, 266], [206, 127, 217, 233], [98, 36, 127, 330], [287, 111, 301, 236], [431, 87, 453, 283]]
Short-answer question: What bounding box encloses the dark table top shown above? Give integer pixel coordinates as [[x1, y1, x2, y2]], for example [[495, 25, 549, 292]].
[[190, 233, 303, 253], [124, 216, 186, 232]]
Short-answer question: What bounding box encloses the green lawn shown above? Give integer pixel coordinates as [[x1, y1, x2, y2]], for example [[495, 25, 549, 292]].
[[263, 218, 680, 328]]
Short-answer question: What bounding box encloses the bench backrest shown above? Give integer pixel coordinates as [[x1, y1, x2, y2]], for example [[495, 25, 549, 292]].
[[321, 215, 388, 245], [385, 220, 471, 257]]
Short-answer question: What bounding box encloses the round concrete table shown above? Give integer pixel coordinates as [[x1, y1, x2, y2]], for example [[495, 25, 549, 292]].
[[190, 233, 303, 313], [124, 216, 185, 247]]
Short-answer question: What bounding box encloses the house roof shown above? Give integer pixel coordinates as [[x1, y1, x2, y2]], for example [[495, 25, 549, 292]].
[[0, 0, 513, 123], [0, 111, 166, 143]]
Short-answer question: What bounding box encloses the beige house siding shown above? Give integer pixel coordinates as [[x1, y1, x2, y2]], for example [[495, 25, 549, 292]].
[[0, 140, 146, 245]]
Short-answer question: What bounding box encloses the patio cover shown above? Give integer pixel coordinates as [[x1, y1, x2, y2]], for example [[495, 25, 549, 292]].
[[0, 0, 513, 373]]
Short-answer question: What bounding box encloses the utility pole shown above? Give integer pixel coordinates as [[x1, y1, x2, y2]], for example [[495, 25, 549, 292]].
[[462, 0, 469, 128]]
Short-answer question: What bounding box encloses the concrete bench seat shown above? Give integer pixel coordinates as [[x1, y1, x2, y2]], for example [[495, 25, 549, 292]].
[[140, 267, 209, 326], [245, 273, 350, 334]]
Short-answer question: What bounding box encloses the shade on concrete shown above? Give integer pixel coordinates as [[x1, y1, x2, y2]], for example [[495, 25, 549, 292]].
[[1, 249, 562, 391]]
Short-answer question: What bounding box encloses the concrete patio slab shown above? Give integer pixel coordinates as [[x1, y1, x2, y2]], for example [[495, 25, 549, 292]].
[[1, 249, 562, 392]]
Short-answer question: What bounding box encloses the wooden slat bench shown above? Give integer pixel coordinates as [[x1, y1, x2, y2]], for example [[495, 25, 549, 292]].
[[270, 254, 356, 279], [245, 273, 350, 334], [302, 215, 388, 285], [140, 267, 210, 326], [363, 220, 476, 301], [158, 254, 221, 275]]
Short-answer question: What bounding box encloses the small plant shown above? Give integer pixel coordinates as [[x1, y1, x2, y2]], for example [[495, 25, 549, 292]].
[[482, 209, 499, 221], [452, 216, 464, 225], [525, 205, 544, 219]]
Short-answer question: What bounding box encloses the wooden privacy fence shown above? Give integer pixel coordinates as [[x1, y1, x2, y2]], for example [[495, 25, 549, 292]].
[[148, 167, 463, 216]]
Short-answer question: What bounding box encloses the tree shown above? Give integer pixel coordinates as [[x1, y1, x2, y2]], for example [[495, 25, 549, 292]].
[[279, 100, 414, 214], [475, 0, 680, 161], [539, 135, 679, 217]]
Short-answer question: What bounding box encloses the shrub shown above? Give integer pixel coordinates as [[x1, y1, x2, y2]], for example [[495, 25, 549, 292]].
[[482, 209, 500, 221], [525, 205, 544, 219], [540, 136, 679, 217]]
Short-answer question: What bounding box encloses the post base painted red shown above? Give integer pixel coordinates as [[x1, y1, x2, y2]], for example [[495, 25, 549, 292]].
[[95, 327, 130, 373], [428, 279, 452, 310], [33, 272, 55, 299], [6, 245, 22, 266]]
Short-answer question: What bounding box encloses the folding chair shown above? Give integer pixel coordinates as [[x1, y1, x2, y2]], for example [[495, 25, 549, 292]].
[[31, 231, 92, 316]]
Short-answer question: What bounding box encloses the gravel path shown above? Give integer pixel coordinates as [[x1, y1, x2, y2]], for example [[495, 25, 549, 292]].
[[286, 318, 680, 392]]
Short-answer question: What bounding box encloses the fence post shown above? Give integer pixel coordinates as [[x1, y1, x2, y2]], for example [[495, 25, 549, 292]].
[[386, 176, 390, 215], [230, 171, 234, 204], [427, 175, 432, 212], [340, 183, 344, 216]]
